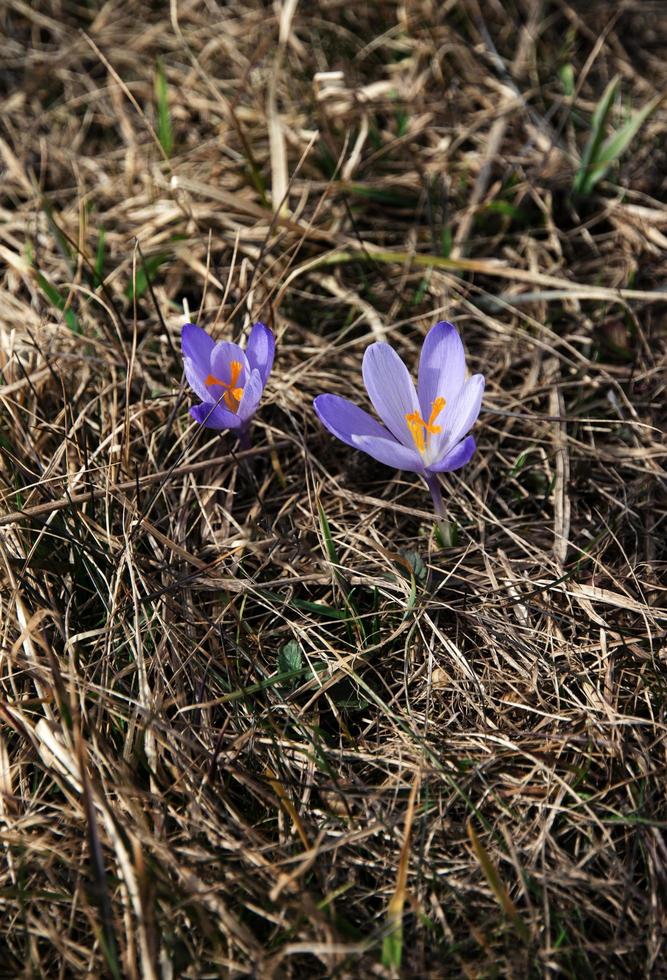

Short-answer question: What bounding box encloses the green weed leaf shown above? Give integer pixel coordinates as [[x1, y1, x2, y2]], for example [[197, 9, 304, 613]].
[[278, 641, 303, 676]]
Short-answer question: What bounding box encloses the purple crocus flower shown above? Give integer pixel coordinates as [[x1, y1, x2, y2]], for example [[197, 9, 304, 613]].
[[182, 321, 274, 447], [313, 321, 484, 525]]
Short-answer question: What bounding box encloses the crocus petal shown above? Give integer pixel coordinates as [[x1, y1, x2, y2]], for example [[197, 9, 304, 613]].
[[182, 324, 216, 400], [351, 435, 425, 473], [190, 402, 242, 430], [182, 323, 214, 373], [313, 394, 393, 447], [440, 374, 485, 452], [417, 321, 466, 420], [427, 435, 476, 473], [237, 368, 264, 423], [362, 343, 420, 447], [245, 322, 275, 386], [210, 342, 250, 387], [184, 356, 213, 402]]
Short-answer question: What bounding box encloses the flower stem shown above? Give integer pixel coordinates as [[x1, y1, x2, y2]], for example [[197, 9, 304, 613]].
[[238, 425, 251, 451], [425, 473, 454, 547]]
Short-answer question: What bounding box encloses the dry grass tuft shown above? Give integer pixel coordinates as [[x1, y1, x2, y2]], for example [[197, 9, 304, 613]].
[[1, 1, 666, 976]]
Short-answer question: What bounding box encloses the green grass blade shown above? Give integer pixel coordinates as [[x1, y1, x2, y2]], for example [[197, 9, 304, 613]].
[[381, 926, 403, 970], [467, 819, 530, 943], [125, 253, 169, 301], [345, 183, 418, 208], [317, 498, 339, 569], [155, 58, 173, 158], [317, 499, 367, 642], [381, 773, 420, 969], [559, 63, 575, 97], [41, 198, 74, 265], [573, 75, 620, 196], [94, 227, 106, 286], [582, 95, 661, 193], [37, 273, 81, 333]]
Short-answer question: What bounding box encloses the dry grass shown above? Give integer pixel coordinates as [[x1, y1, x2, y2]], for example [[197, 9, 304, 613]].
[[1, 1, 666, 976]]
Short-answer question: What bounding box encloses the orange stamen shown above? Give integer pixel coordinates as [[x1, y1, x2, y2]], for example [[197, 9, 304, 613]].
[[205, 360, 244, 412], [405, 397, 446, 454], [427, 396, 446, 432], [405, 412, 426, 453]]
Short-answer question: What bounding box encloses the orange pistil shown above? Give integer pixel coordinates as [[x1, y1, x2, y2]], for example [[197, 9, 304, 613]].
[[405, 397, 446, 454], [205, 360, 244, 412]]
